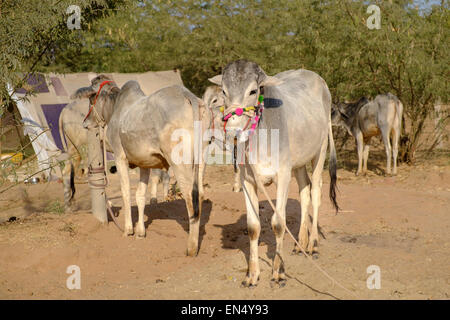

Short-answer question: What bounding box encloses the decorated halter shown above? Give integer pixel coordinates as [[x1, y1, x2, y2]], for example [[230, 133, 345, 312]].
[[221, 94, 265, 135], [83, 80, 115, 124]]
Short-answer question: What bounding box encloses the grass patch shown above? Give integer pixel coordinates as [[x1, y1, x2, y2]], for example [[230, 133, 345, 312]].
[[45, 200, 65, 215]]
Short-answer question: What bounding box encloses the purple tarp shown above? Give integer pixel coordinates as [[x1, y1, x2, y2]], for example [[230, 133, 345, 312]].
[[50, 77, 68, 96], [16, 73, 49, 94], [41, 104, 67, 150], [41, 103, 114, 161]]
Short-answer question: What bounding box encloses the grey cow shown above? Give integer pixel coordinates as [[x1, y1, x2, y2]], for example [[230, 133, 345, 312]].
[[58, 100, 170, 211], [209, 60, 338, 287], [72, 76, 206, 256], [331, 93, 403, 175]]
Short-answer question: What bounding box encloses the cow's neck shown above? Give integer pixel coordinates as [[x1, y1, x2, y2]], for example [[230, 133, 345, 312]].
[[102, 90, 120, 124]]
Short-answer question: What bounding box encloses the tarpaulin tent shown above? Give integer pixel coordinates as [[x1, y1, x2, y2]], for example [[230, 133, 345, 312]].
[[7, 70, 184, 178]]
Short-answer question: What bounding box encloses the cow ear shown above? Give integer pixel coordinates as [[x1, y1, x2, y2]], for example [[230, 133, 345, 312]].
[[208, 75, 223, 86], [260, 76, 283, 87], [71, 86, 96, 100]]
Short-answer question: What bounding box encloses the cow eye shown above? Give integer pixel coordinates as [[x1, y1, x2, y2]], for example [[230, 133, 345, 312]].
[[212, 98, 217, 104], [250, 89, 257, 95], [222, 90, 226, 96]]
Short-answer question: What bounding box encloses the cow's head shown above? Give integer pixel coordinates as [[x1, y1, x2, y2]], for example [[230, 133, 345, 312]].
[[202, 85, 224, 129], [71, 75, 119, 128], [203, 85, 224, 113], [331, 102, 349, 126], [331, 97, 370, 134], [209, 60, 283, 140]]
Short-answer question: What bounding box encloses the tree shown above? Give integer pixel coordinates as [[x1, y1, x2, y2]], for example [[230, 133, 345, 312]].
[[32, 0, 450, 163], [0, 0, 125, 189]]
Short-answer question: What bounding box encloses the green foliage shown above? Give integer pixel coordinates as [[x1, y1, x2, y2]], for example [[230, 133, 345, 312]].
[[2, 0, 449, 164], [0, 0, 123, 106]]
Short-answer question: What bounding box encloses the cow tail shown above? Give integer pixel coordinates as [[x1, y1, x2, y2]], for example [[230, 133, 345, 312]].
[[328, 120, 340, 213], [60, 110, 75, 205], [59, 110, 68, 153], [396, 98, 404, 133], [191, 97, 204, 222], [70, 164, 75, 201]]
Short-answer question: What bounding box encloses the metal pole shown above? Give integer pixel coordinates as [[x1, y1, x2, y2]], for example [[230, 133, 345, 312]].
[[87, 125, 107, 223]]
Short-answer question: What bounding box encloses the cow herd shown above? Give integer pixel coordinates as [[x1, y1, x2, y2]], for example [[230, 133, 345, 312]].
[[59, 60, 403, 287]]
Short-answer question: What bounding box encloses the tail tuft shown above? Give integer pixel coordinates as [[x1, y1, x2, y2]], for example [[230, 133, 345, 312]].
[[328, 122, 340, 213], [69, 165, 76, 201]]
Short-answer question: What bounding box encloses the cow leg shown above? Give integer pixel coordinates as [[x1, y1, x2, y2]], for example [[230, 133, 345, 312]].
[[363, 137, 371, 175], [241, 167, 260, 287], [149, 169, 159, 204], [72, 149, 83, 179], [381, 127, 392, 175], [293, 166, 310, 254], [115, 155, 133, 236], [392, 127, 400, 175], [307, 138, 328, 255], [170, 164, 201, 256], [271, 168, 291, 283], [162, 169, 170, 201], [62, 159, 74, 212], [233, 166, 242, 192], [136, 168, 150, 238], [66, 141, 83, 180], [355, 131, 364, 176]]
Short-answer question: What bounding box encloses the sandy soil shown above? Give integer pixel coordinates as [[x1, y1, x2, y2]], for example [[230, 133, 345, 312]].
[[0, 151, 449, 300]]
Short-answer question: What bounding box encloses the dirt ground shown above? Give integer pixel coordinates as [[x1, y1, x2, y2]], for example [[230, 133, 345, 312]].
[[0, 150, 449, 300]]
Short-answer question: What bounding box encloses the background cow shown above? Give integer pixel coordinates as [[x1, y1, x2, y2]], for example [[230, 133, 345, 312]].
[[332, 93, 403, 175], [59, 100, 171, 211]]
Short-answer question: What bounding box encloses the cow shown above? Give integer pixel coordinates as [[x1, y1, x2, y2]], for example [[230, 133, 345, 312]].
[[202, 85, 242, 192], [208, 60, 338, 287], [331, 93, 403, 175], [71, 75, 206, 256], [58, 100, 171, 211]]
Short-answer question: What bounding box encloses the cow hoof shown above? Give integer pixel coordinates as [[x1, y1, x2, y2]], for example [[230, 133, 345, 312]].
[[270, 278, 287, 288], [186, 248, 198, 257], [123, 226, 134, 237], [232, 186, 242, 193], [241, 274, 259, 288], [150, 198, 158, 205], [135, 228, 146, 238], [241, 280, 258, 288], [312, 252, 320, 260], [292, 248, 304, 256], [64, 206, 73, 213]]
